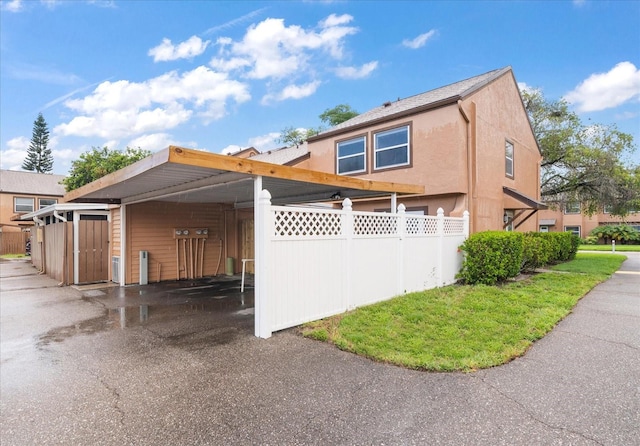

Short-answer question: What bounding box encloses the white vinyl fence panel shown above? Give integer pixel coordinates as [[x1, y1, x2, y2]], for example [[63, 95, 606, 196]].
[[255, 189, 469, 338]]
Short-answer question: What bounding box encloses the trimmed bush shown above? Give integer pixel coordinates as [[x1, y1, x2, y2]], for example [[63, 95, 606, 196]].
[[522, 232, 552, 272], [544, 232, 577, 263], [457, 231, 523, 285]]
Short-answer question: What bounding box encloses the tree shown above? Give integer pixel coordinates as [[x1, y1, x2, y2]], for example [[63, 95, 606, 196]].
[[319, 104, 358, 126], [278, 126, 320, 147], [522, 89, 639, 216], [62, 146, 152, 191], [22, 113, 53, 173]]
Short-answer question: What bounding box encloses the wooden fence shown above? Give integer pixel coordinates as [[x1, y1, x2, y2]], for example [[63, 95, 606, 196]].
[[0, 232, 29, 255]]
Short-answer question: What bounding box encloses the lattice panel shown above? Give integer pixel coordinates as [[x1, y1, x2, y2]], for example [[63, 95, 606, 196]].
[[444, 218, 464, 234], [353, 213, 397, 236], [405, 217, 438, 235], [274, 210, 342, 237]]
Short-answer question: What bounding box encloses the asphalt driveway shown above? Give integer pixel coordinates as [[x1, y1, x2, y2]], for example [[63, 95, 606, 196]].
[[1, 254, 638, 445]]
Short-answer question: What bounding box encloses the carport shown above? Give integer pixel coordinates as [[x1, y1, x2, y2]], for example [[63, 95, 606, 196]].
[[63, 146, 425, 337]]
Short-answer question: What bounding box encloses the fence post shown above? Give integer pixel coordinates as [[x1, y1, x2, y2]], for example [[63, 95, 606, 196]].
[[342, 198, 354, 310], [463, 210, 470, 238], [437, 207, 444, 287], [397, 203, 406, 295], [255, 189, 272, 339]]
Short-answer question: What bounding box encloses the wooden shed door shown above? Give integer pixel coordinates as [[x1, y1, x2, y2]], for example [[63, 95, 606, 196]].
[[240, 219, 254, 274], [78, 217, 109, 283]]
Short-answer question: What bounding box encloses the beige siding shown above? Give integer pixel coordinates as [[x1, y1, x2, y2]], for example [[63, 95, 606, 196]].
[[125, 201, 226, 284], [111, 207, 121, 257]]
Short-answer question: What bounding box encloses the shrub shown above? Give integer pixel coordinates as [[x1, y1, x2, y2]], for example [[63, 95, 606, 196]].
[[522, 232, 552, 272], [457, 231, 523, 285], [590, 224, 640, 245], [544, 232, 577, 263]]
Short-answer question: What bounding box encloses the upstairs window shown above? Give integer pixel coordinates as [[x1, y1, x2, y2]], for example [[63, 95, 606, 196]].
[[39, 198, 57, 209], [14, 197, 34, 213], [505, 140, 514, 177], [564, 202, 580, 214], [374, 125, 410, 170], [337, 136, 366, 175]]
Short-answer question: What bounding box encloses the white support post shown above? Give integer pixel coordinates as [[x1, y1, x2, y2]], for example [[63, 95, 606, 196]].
[[120, 205, 126, 286], [391, 193, 397, 213], [342, 198, 354, 310], [255, 184, 272, 338], [397, 203, 406, 295], [436, 207, 445, 287]]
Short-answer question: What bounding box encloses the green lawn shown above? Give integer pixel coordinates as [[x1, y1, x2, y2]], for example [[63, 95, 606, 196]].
[[579, 244, 640, 252], [301, 253, 626, 372]]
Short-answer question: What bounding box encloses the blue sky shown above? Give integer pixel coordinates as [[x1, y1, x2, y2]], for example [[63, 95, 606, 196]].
[[1, 0, 639, 175]]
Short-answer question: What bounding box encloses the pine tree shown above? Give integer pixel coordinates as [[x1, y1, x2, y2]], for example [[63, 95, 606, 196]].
[[22, 113, 53, 173]]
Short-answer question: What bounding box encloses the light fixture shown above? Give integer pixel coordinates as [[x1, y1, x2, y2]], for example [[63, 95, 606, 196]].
[[183, 229, 189, 235], [175, 230, 182, 235], [330, 192, 341, 200]]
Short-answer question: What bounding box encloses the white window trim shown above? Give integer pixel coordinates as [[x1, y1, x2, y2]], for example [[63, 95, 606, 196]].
[[564, 226, 581, 237], [505, 140, 514, 178], [373, 125, 410, 170], [336, 136, 366, 175], [14, 197, 35, 213]]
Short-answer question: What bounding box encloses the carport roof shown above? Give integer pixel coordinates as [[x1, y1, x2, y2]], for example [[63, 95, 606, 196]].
[[64, 146, 424, 207]]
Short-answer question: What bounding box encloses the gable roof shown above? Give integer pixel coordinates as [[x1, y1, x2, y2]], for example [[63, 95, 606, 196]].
[[250, 143, 310, 166], [0, 170, 66, 196], [309, 66, 512, 140]]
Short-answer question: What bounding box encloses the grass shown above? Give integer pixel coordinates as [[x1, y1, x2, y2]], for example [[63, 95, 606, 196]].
[[579, 244, 640, 252], [301, 253, 627, 372], [0, 253, 30, 259]]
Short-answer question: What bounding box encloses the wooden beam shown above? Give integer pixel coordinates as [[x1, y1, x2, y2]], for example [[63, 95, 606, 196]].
[[168, 146, 424, 195]]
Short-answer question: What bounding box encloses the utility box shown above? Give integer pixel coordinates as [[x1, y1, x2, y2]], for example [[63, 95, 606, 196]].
[[140, 251, 148, 285], [225, 257, 235, 276]]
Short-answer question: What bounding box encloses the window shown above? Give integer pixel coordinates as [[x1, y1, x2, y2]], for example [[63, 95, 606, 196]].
[[337, 136, 366, 175], [504, 210, 514, 232], [39, 198, 57, 209], [564, 202, 580, 214], [374, 125, 410, 170], [14, 197, 34, 213], [564, 226, 581, 237], [505, 140, 514, 177]]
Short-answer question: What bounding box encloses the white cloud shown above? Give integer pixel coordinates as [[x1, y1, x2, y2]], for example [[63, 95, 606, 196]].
[[1, 0, 23, 12], [0, 136, 30, 170], [128, 133, 194, 152], [6, 62, 82, 85], [564, 61, 640, 112], [402, 30, 437, 49], [220, 144, 244, 155], [335, 61, 378, 79], [211, 14, 358, 80], [148, 36, 211, 62], [261, 81, 321, 104], [248, 132, 281, 151], [573, 0, 586, 7], [55, 66, 250, 139]]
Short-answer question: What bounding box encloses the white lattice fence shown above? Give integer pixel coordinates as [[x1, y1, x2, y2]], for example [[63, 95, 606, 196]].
[[255, 190, 469, 338]]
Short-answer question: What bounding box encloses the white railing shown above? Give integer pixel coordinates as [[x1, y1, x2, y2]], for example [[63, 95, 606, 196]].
[[255, 190, 469, 338]]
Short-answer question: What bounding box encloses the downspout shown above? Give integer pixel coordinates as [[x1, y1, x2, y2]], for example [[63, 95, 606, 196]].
[[53, 210, 67, 222], [458, 100, 474, 233], [33, 217, 45, 273]]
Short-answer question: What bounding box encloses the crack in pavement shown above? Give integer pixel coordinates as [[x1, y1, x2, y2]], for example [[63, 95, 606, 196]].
[[475, 375, 605, 446], [556, 329, 640, 352], [97, 375, 126, 428]]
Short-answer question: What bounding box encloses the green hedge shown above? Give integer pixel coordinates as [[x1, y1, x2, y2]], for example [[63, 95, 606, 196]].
[[457, 231, 523, 285], [458, 231, 580, 285]]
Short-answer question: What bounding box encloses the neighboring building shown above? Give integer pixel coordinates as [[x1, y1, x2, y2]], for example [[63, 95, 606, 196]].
[[538, 203, 640, 238], [300, 66, 546, 233], [0, 169, 66, 232]]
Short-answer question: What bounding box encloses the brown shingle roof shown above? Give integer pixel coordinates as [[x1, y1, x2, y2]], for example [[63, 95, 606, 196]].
[[0, 170, 66, 196], [311, 66, 512, 139]]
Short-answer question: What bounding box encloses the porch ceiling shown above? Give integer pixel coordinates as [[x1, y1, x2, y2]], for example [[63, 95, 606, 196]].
[[64, 146, 424, 207]]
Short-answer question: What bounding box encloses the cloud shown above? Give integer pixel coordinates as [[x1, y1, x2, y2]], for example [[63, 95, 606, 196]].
[[335, 61, 378, 79], [262, 81, 321, 104], [6, 62, 82, 85], [248, 132, 281, 151], [220, 144, 244, 155], [149, 36, 210, 62], [55, 66, 250, 139], [0, 136, 30, 170], [564, 61, 640, 112], [1, 0, 23, 12], [402, 30, 437, 49], [128, 133, 197, 152], [211, 14, 358, 80]]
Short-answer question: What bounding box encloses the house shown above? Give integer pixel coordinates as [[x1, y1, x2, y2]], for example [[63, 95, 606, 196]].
[[538, 203, 640, 238], [299, 66, 546, 233], [18, 66, 543, 337], [0, 170, 66, 254]]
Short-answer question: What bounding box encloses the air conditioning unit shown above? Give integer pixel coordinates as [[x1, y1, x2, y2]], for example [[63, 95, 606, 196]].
[[112, 256, 120, 283]]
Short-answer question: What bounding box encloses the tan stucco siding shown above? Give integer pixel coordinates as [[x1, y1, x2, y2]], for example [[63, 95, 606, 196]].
[[125, 201, 226, 284]]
